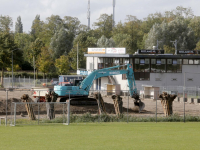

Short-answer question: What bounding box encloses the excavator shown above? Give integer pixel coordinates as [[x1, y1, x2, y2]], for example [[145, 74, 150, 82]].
[[54, 64, 145, 111]]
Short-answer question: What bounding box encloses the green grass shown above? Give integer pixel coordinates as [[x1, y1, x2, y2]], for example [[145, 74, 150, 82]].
[[0, 122, 200, 150]]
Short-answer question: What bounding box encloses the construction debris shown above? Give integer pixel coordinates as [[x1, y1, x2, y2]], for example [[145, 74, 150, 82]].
[[45, 91, 58, 120], [21, 94, 36, 120], [132, 93, 145, 113], [159, 92, 177, 116], [111, 95, 123, 116], [94, 92, 106, 114]]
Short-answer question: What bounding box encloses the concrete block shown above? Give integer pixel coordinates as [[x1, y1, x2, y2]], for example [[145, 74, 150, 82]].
[[194, 98, 200, 104], [187, 98, 194, 103], [174, 97, 180, 102], [179, 97, 187, 103]]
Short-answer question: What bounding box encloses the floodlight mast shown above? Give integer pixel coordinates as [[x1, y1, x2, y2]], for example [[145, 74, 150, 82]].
[[87, 0, 90, 29], [112, 0, 116, 28]]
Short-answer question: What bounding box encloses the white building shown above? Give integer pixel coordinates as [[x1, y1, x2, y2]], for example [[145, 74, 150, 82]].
[[84, 48, 200, 98]]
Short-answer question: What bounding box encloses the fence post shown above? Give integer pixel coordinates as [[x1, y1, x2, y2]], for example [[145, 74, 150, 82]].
[[183, 87, 185, 123], [156, 99, 157, 123], [24, 76, 25, 87], [6, 89, 8, 126], [14, 103, 16, 126], [29, 76, 30, 87], [98, 91, 100, 123], [9, 75, 10, 88], [127, 90, 129, 123], [67, 91, 70, 125], [38, 91, 40, 125]]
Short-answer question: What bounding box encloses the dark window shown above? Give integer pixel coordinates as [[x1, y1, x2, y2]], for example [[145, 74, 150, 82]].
[[151, 59, 165, 73]]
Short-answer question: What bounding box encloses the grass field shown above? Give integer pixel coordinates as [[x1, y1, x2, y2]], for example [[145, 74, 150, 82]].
[[0, 122, 200, 150]]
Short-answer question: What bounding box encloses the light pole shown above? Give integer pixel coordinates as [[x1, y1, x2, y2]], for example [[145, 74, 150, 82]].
[[12, 49, 19, 88]]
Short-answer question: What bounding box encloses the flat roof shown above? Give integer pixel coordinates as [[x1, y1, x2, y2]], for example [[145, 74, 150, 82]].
[[84, 54, 200, 59]]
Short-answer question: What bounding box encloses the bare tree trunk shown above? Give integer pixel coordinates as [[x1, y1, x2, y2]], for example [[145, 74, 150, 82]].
[[45, 92, 58, 120]]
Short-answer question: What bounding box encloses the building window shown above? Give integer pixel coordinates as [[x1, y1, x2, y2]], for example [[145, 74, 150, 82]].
[[167, 59, 172, 64], [183, 59, 188, 64], [156, 59, 161, 65], [140, 59, 145, 64], [177, 59, 182, 64], [189, 59, 193, 64], [173, 59, 177, 64], [151, 59, 165, 73], [135, 58, 139, 64], [194, 59, 200, 64]]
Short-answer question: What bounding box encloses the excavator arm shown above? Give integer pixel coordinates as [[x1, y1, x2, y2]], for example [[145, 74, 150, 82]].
[[79, 63, 145, 111], [79, 64, 137, 97]]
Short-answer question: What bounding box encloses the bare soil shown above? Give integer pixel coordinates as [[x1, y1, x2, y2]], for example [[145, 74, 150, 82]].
[[0, 90, 200, 117]]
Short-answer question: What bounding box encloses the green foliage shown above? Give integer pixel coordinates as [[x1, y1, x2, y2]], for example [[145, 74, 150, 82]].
[[37, 46, 53, 78], [31, 15, 43, 40], [93, 14, 113, 38], [50, 26, 72, 59], [55, 55, 70, 75], [97, 35, 115, 47], [0, 15, 13, 32], [15, 16, 23, 33], [145, 18, 196, 51]]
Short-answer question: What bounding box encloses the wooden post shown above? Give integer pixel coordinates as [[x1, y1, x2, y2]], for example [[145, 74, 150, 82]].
[[112, 95, 123, 116], [94, 92, 106, 114], [21, 94, 36, 120]]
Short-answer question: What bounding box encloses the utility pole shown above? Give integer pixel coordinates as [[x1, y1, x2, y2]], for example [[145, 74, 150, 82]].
[[170, 39, 178, 54], [112, 0, 116, 28]]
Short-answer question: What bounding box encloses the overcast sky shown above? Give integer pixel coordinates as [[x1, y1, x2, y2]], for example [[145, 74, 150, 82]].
[[1, 0, 200, 33]]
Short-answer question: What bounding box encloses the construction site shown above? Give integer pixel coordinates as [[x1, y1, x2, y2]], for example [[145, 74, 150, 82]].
[[0, 88, 200, 125]]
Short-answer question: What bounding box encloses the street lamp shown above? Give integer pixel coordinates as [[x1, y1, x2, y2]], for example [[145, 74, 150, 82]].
[[12, 48, 20, 88]]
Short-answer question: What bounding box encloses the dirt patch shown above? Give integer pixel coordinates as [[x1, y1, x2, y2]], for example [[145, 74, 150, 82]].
[[0, 90, 200, 117]]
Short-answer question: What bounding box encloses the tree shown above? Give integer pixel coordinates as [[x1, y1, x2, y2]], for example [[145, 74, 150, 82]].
[[145, 18, 196, 51], [41, 15, 63, 46], [189, 16, 200, 42], [63, 16, 81, 38], [0, 32, 18, 86], [50, 26, 72, 59], [27, 38, 44, 79], [0, 15, 13, 32], [37, 47, 53, 78], [68, 31, 97, 70], [97, 35, 115, 47], [31, 15, 43, 41], [15, 16, 23, 33], [112, 33, 132, 53], [93, 14, 113, 38], [55, 55, 70, 75]]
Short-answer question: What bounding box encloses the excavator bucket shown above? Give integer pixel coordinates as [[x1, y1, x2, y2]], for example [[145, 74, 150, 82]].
[[132, 93, 145, 112]]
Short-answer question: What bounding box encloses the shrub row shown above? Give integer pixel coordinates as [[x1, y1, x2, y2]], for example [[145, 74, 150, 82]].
[[41, 113, 200, 123]]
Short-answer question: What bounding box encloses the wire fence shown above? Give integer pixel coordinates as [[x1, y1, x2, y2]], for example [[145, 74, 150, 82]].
[[3, 77, 51, 88], [0, 87, 200, 126]]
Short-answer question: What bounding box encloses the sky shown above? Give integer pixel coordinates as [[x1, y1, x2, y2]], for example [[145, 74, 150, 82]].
[[1, 0, 200, 33]]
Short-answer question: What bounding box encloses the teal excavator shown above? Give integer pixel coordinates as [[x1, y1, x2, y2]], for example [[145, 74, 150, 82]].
[[54, 64, 145, 111]]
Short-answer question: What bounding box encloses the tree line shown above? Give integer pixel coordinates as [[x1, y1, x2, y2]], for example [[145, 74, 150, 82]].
[[1, 6, 200, 85]]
